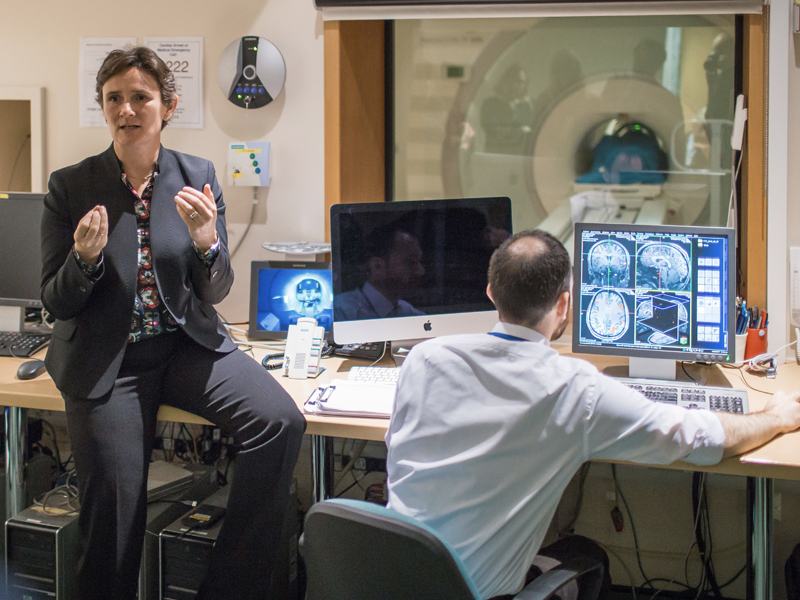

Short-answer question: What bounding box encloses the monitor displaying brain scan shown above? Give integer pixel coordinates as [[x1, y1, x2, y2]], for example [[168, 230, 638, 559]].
[[573, 223, 734, 361], [248, 261, 334, 340]]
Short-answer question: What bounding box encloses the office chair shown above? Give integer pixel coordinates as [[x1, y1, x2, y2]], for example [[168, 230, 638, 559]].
[[302, 498, 604, 600]]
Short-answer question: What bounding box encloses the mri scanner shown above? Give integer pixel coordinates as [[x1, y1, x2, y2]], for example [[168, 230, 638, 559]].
[[464, 73, 727, 251]]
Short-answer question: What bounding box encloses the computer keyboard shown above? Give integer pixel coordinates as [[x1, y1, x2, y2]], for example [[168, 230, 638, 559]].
[[0, 331, 51, 358], [345, 366, 401, 386], [620, 378, 749, 414]]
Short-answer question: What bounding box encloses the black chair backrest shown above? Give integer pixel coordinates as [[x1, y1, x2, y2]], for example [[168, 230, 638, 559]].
[[303, 500, 480, 600]]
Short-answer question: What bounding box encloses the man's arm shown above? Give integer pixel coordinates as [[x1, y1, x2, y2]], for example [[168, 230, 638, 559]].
[[718, 390, 800, 458]]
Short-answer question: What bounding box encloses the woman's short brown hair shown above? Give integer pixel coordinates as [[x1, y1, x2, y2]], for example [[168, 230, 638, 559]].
[[95, 46, 177, 130]]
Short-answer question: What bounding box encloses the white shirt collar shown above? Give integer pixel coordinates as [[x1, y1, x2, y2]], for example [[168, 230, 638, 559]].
[[491, 322, 550, 345]]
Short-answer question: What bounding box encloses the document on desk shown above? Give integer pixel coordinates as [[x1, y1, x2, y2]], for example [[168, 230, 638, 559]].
[[304, 379, 395, 418]]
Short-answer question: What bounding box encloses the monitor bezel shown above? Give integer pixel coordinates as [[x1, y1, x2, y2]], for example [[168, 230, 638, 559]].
[[248, 260, 332, 341], [571, 221, 736, 364], [330, 197, 511, 346], [0, 192, 45, 309]]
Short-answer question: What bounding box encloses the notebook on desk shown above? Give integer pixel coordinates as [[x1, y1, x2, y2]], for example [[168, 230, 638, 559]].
[[304, 378, 396, 418]]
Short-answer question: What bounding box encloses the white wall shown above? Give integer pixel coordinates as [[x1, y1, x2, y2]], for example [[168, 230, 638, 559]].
[[0, 0, 326, 322]]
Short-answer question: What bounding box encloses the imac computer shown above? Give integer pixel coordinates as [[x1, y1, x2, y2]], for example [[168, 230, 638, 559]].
[[0, 192, 47, 331], [572, 222, 736, 382], [330, 197, 512, 354]]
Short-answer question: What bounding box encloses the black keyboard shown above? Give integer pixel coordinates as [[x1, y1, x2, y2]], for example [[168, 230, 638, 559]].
[[0, 331, 51, 358], [620, 378, 749, 414], [333, 341, 387, 361]]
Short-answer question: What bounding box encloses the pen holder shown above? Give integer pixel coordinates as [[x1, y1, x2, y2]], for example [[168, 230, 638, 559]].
[[744, 327, 768, 360], [734, 333, 748, 363]]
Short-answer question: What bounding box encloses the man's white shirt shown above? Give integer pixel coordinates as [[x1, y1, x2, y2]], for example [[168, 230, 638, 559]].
[[386, 322, 725, 599]]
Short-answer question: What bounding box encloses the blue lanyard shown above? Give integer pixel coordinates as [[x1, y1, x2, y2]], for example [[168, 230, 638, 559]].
[[488, 332, 530, 342]]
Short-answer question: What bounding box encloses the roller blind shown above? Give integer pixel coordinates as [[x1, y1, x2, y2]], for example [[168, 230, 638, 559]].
[[315, 0, 762, 20]]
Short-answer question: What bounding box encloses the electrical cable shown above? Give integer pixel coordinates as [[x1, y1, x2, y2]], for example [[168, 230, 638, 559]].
[[692, 473, 722, 599], [681, 361, 698, 383], [611, 465, 652, 589], [562, 462, 590, 535], [745, 339, 797, 373], [335, 439, 368, 486], [718, 564, 746, 589], [595, 541, 637, 600], [229, 187, 259, 259], [34, 471, 80, 515], [368, 342, 388, 367], [262, 353, 284, 371], [335, 469, 372, 498], [41, 419, 63, 472], [645, 474, 707, 600]]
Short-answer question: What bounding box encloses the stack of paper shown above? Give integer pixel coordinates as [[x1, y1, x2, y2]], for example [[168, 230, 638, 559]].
[[304, 379, 395, 418]]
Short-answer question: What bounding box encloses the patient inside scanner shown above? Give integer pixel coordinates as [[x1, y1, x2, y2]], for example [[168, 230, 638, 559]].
[[446, 17, 736, 246]]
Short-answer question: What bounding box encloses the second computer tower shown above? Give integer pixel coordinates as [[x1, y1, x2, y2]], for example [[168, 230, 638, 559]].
[[159, 482, 300, 600]]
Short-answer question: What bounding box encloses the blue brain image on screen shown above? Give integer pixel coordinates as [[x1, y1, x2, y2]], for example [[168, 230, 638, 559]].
[[256, 269, 333, 332]]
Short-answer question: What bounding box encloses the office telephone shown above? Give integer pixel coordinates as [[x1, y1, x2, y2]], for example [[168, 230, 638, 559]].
[[283, 317, 325, 379]]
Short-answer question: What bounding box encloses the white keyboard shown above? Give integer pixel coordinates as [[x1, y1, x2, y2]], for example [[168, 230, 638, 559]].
[[346, 366, 401, 386], [620, 378, 749, 414]]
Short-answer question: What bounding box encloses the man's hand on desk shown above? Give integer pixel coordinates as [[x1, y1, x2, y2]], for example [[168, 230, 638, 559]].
[[719, 390, 800, 458]]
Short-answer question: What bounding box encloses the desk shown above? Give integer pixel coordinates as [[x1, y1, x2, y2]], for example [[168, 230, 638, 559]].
[[2, 349, 800, 600]]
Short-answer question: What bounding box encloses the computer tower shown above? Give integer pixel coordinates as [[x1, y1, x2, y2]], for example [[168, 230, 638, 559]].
[[139, 464, 219, 600], [159, 480, 300, 600], [5, 506, 79, 599], [159, 485, 230, 600]]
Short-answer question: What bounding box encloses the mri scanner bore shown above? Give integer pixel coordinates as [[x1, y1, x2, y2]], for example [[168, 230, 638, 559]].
[[393, 16, 736, 237]]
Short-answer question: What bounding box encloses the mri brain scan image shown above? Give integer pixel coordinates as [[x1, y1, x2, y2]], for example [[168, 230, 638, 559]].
[[636, 242, 690, 290], [587, 240, 630, 287], [587, 289, 629, 341], [636, 295, 688, 345]]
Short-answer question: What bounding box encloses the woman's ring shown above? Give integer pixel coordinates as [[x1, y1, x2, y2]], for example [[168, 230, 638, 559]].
[[189, 211, 198, 220]]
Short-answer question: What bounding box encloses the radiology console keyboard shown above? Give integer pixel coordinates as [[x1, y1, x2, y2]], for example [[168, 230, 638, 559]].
[[620, 378, 749, 414]]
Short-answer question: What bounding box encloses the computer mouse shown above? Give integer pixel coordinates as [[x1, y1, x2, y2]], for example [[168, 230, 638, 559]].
[[16, 359, 46, 381]]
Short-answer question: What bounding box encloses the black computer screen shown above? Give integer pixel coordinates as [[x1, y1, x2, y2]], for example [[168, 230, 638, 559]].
[[331, 197, 512, 322], [572, 222, 735, 363], [0, 192, 45, 307]]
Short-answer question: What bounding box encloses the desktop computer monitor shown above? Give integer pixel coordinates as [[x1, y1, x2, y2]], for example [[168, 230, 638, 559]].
[[330, 197, 512, 345], [0, 192, 45, 307], [572, 222, 736, 381]]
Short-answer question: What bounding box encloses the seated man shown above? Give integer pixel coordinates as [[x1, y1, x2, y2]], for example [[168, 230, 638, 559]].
[[386, 229, 800, 600]]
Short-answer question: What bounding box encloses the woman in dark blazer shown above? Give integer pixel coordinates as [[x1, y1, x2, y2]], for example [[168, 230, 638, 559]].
[[40, 46, 305, 600]]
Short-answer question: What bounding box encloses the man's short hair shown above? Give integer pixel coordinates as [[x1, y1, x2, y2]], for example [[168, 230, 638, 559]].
[[487, 230, 571, 327]]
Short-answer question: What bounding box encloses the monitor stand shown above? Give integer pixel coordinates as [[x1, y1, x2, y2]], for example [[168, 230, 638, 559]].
[[603, 357, 707, 386], [0, 307, 25, 332], [390, 339, 427, 366]]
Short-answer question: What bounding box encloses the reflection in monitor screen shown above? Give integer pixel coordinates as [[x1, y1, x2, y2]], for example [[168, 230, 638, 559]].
[[331, 197, 512, 346], [572, 222, 735, 381]]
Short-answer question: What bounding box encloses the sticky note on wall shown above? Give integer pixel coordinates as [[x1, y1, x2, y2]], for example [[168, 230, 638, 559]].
[[228, 142, 270, 186]]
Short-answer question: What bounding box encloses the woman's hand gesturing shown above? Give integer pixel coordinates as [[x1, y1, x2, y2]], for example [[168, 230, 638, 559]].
[[175, 184, 218, 252], [74, 205, 108, 265]]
